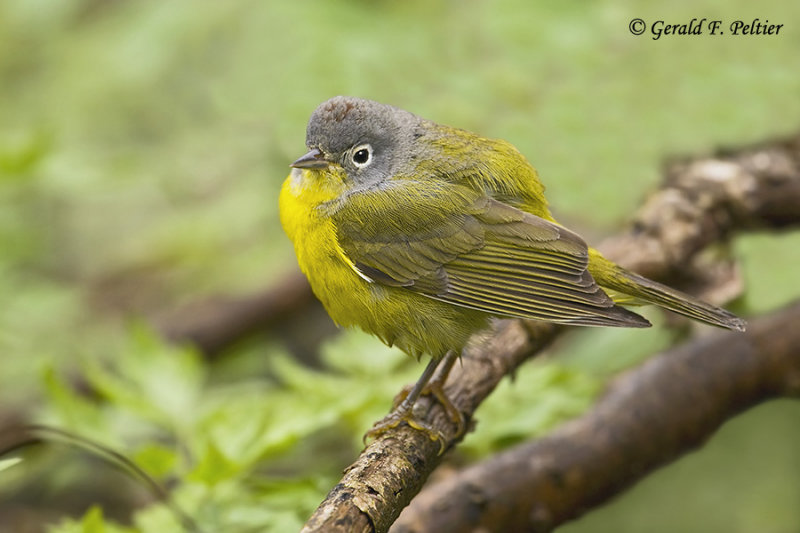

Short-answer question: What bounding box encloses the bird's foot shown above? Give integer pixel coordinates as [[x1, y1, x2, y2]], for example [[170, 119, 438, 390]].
[[364, 353, 465, 452], [364, 400, 444, 446]]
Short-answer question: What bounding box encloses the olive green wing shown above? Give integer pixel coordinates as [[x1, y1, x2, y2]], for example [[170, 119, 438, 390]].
[[332, 181, 650, 328]]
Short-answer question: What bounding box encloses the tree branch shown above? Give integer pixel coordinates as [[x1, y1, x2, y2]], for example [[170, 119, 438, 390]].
[[156, 270, 316, 357], [392, 300, 800, 532], [301, 131, 800, 533], [600, 132, 800, 277]]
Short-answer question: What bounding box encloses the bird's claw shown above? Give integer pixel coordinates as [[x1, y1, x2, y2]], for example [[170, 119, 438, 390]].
[[363, 379, 466, 455]]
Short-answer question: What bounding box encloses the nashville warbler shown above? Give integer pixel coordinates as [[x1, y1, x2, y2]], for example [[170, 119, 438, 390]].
[[279, 96, 746, 440]]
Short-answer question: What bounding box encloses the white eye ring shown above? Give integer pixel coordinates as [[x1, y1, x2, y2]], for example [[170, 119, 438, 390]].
[[350, 144, 373, 168]]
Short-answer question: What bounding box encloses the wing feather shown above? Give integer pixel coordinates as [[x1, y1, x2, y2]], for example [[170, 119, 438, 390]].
[[333, 182, 650, 328]]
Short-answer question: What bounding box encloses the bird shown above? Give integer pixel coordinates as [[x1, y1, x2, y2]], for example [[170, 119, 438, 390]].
[[279, 96, 746, 441]]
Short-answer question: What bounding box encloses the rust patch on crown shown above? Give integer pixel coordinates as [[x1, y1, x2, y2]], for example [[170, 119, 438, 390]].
[[324, 99, 356, 122]]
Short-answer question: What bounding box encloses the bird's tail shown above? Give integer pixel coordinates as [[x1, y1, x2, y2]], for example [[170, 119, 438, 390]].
[[588, 251, 747, 332]]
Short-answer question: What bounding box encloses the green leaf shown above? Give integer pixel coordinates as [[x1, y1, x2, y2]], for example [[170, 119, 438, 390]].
[[187, 441, 240, 486], [42, 365, 107, 438], [49, 505, 134, 533], [84, 324, 205, 429], [133, 443, 178, 479]]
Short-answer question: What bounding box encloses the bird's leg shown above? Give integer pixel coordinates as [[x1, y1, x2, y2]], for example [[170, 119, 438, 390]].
[[365, 356, 440, 442], [365, 350, 465, 447], [419, 349, 465, 436]]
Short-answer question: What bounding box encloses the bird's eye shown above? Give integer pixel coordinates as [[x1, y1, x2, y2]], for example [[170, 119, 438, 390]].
[[351, 144, 373, 168]]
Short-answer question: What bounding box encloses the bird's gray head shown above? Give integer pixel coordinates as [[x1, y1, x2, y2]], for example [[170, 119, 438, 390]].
[[291, 96, 424, 186]]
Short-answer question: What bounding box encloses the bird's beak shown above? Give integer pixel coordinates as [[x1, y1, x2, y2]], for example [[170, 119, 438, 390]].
[[290, 148, 329, 169]]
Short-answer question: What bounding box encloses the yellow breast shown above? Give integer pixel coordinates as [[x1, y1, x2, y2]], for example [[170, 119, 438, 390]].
[[279, 168, 367, 327]]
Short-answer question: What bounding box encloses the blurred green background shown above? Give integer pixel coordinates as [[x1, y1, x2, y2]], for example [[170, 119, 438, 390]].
[[1, 0, 799, 531]]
